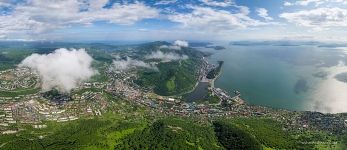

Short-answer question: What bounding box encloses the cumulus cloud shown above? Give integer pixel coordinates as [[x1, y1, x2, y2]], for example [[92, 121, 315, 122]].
[[159, 40, 189, 50], [0, 0, 158, 37], [256, 8, 273, 21], [280, 7, 347, 29], [168, 6, 266, 31], [19, 48, 97, 93], [111, 56, 155, 71], [174, 40, 189, 47], [145, 51, 188, 62]]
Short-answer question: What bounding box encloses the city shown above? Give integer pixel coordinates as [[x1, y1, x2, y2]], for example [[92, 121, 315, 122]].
[[0, 56, 346, 140]]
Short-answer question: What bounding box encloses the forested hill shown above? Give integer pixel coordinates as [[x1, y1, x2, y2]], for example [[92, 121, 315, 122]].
[[134, 41, 205, 96], [0, 41, 204, 96]]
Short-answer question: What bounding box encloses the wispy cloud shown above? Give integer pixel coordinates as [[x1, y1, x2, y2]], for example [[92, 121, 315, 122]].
[[0, 0, 158, 38], [111, 56, 156, 71], [168, 6, 266, 31], [200, 0, 234, 7], [256, 8, 273, 21], [283, 0, 347, 6], [145, 51, 188, 62], [2, 0, 347, 42], [280, 7, 347, 30], [154, 0, 177, 5]]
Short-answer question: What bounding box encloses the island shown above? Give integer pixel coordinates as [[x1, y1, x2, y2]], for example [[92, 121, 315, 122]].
[[206, 45, 226, 50]]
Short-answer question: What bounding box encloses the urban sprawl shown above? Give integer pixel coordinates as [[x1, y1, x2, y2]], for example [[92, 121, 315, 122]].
[[0, 59, 347, 136]]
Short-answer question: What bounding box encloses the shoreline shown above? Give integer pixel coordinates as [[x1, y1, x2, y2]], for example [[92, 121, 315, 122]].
[[184, 58, 236, 104], [210, 62, 223, 88]]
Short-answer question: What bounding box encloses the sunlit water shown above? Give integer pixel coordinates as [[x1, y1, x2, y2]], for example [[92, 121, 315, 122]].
[[201, 44, 347, 113]]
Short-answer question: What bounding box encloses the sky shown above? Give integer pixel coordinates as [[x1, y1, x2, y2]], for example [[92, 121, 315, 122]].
[[1, 0, 347, 42]]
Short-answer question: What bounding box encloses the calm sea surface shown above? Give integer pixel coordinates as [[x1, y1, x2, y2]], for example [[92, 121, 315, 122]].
[[201, 44, 347, 113]]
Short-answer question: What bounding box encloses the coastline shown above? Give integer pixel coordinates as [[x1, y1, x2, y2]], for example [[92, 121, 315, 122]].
[[178, 57, 210, 100], [210, 62, 223, 88], [183, 58, 233, 103]]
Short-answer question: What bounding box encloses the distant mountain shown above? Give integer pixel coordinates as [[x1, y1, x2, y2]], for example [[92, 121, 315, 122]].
[[229, 40, 322, 46], [318, 43, 347, 48], [189, 42, 213, 47]]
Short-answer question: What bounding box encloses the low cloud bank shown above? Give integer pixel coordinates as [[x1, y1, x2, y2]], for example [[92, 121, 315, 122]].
[[160, 40, 189, 50], [19, 48, 96, 93], [145, 51, 188, 62], [111, 51, 188, 71], [111, 56, 156, 71]]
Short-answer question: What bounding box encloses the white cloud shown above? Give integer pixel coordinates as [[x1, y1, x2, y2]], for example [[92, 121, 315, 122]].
[[159, 45, 181, 50], [168, 6, 265, 31], [284, 1, 293, 6], [19, 48, 97, 93], [200, 0, 234, 7], [283, 0, 323, 6], [297, 0, 323, 6], [256, 8, 273, 21], [111, 56, 155, 71], [145, 51, 188, 62], [0, 1, 11, 7], [174, 40, 189, 47], [159, 40, 189, 50], [283, 0, 347, 6], [154, 0, 177, 5], [111, 50, 188, 71], [0, 0, 158, 38], [280, 7, 347, 29]]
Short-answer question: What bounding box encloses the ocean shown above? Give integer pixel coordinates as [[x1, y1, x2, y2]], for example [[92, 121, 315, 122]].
[[202, 43, 347, 113]]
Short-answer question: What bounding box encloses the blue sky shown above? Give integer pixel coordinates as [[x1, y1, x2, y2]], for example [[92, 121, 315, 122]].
[[1, 0, 347, 42]]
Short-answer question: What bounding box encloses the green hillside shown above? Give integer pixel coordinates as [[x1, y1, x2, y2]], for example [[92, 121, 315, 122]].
[[134, 42, 204, 96], [115, 118, 223, 150], [136, 59, 200, 95]]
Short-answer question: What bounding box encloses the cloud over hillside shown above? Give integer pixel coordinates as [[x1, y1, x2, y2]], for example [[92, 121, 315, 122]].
[[160, 40, 189, 50], [145, 51, 188, 62], [111, 56, 156, 71], [19, 48, 96, 93], [174, 40, 189, 47]]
